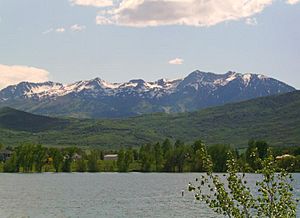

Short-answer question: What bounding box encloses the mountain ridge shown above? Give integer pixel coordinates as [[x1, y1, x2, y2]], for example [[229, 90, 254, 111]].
[[0, 70, 295, 118]]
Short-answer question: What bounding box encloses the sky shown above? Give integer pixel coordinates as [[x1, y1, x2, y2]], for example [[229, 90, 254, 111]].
[[0, 0, 299, 89]]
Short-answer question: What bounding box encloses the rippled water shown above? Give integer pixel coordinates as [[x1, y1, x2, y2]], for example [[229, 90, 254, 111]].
[[0, 173, 299, 218]]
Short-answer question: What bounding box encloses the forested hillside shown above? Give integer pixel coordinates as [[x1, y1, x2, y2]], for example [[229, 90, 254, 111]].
[[0, 91, 299, 148]]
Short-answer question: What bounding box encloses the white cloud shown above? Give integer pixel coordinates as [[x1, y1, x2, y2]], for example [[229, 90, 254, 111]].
[[55, 27, 65, 33], [42, 28, 54, 34], [44, 25, 86, 34], [168, 58, 184, 65], [246, 17, 258, 26], [96, 15, 114, 25], [70, 0, 113, 7], [0, 64, 49, 89], [286, 0, 300, 4], [70, 24, 86, 32], [96, 0, 274, 27]]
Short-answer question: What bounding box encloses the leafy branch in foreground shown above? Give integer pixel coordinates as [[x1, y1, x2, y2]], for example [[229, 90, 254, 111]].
[[188, 150, 298, 217]]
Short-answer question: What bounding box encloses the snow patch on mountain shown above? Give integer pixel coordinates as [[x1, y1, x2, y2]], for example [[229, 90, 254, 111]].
[[214, 72, 238, 86], [0, 71, 295, 102], [242, 74, 252, 86]]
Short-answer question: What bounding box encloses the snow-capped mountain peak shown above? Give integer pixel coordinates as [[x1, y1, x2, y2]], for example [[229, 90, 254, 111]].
[[0, 70, 295, 118], [0, 71, 293, 100]]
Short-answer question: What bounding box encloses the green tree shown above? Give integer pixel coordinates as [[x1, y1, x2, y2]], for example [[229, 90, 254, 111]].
[[189, 151, 297, 217], [245, 140, 256, 166], [62, 155, 72, 172], [162, 139, 175, 172], [256, 140, 269, 159], [174, 142, 188, 172], [124, 148, 134, 172], [276, 155, 297, 172], [192, 140, 204, 152], [256, 154, 296, 217], [162, 138, 172, 158], [87, 150, 99, 172], [133, 149, 139, 161], [61, 147, 77, 172], [76, 159, 87, 172], [17, 144, 35, 173], [34, 144, 47, 173], [49, 148, 63, 173], [163, 148, 175, 172], [192, 143, 210, 172], [246, 140, 267, 171], [3, 153, 18, 173], [154, 142, 163, 171], [208, 144, 232, 172], [139, 144, 154, 172], [117, 148, 126, 172]]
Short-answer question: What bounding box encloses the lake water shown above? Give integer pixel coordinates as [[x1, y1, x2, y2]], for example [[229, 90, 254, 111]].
[[0, 173, 299, 218]]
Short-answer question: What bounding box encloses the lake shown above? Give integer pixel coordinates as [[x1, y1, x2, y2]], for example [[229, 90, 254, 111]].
[[0, 173, 299, 218]]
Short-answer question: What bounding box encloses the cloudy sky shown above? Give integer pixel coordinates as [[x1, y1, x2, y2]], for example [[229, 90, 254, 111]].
[[0, 0, 299, 88]]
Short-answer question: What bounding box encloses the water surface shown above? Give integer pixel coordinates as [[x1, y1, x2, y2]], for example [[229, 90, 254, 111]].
[[0, 173, 299, 218]]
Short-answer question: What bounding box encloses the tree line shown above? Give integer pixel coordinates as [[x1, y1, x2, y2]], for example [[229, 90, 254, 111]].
[[0, 139, 300, 173], [119, 139, 300, 173]]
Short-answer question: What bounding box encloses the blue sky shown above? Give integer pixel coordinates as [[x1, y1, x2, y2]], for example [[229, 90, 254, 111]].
[[0, 0, 299, 89]]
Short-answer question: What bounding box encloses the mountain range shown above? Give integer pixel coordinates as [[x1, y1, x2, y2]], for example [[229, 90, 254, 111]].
[[0, 90, 299, 148], [0, 70, 295, 118]]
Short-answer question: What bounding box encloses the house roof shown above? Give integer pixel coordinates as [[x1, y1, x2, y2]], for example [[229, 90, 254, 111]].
[[104, 154, 118, 157]]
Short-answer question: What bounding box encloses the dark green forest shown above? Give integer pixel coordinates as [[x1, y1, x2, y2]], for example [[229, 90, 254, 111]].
[[0, 90, 299, 148]]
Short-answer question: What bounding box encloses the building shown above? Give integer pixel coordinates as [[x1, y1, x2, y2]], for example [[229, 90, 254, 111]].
[[276, 154, 294, 160], [104, 154, 118, 161]]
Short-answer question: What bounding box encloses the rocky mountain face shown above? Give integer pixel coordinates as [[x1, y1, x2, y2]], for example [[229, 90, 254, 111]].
[[0, 70, 295, 118]]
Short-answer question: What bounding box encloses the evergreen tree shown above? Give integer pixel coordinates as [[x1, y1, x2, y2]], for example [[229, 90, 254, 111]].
[[162, 138, 172, 158], [208, 144, 232, 172], [117, 148, 126, 172], [245, 140, 265, 171], [191, 140, 209, 172], [163, 149, 175, 172], [87, 150, 99, 172], [256, 140, 269, 159], [154, 142, 163, 171], [174, 142, 187, 172], [192, 140, 204, 152]]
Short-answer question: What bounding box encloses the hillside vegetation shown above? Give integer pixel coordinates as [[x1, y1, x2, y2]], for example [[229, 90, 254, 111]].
[[0, 91, 299, 148]]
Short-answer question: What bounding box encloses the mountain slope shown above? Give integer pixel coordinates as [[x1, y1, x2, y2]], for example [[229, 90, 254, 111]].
[[0, 90, 299, 148], [0, 107, 69, 132], [0, 70, 295, 118]]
